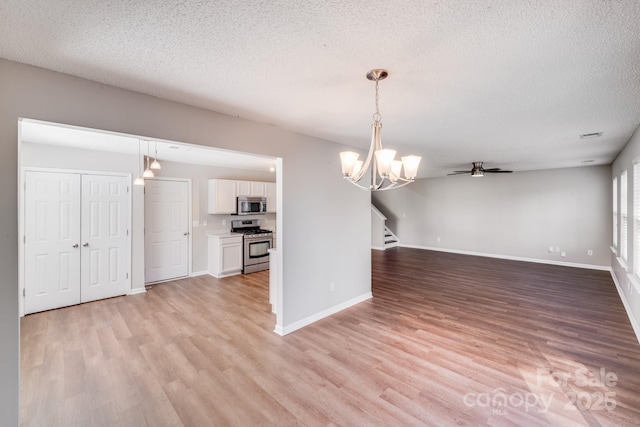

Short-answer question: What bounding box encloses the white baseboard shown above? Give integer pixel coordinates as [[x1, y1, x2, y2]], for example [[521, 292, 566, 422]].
[[609, 269, 640, 345], [371, 246, 385, 251], [190, 270, 208, 277], [399, 244, 611, 271], [129, 287, 146, 295], [274, 292, 373, 336]]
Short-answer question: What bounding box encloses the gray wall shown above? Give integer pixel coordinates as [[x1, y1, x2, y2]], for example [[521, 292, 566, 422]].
[[611, 125, 640, 333], [371, 206, 386, 250], [1, 58, 371, 425], [373, 165, 612, 267]]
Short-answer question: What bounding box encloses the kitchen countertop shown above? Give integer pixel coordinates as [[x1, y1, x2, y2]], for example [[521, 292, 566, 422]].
[[208, 231, 239, 237]]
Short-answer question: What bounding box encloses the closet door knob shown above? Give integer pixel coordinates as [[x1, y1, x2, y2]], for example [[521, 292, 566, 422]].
[[72, 244, 79, 248], [83, 243, 89, 247]]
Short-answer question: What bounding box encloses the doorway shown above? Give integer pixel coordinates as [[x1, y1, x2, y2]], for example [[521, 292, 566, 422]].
[[144, 178, 192, 283]]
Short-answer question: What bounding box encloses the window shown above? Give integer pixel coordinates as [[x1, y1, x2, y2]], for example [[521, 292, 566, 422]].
[[621, 170, 628, 262], [635, 164, 640, 279], [613, 177, 618, 249]]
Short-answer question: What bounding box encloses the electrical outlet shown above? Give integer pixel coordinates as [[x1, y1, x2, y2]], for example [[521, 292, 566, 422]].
[[555, 247, 560, 253], [548, 246, 554, 253], [437, 237, 441, 242], [222, 219, 227, 226], [330, 282, 335, 292], [587, 249, 593, 256], [561, 251, 566, 258], [203, 220, 207, 226]]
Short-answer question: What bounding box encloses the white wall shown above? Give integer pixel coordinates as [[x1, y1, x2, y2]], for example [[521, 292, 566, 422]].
[[373, 165, 612, 267], [611, 125, 640, 338], [0, 58, 371, 425]]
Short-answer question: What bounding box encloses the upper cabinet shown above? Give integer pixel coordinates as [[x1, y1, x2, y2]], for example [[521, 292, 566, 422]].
[[208, 179, 237, 214], [237, 180, 266, 197], [208, 179, 276, 214], [236, 180, 251, 197], [251, 182, 265, 197]]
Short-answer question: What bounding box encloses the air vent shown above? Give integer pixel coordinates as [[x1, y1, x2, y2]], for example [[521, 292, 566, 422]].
[[581, 160, 595, 164], [580, 132, 602, 139]]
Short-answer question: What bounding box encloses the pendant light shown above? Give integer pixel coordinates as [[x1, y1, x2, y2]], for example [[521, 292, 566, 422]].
[[150, 141, 162, 170], [339, 69, 422, 191], [143, 140, 155, 178], [134, 139, 145, 186]]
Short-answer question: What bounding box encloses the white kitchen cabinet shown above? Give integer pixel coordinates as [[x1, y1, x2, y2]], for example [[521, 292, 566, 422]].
[[208, 179, 276, 214], [236, 180, 252, 197], [237, 180, 265, 197], [251, 181, 265, 196], [208, 234, 243, 278], [266, 182, 276, 213], [208, 179, 237, 214]]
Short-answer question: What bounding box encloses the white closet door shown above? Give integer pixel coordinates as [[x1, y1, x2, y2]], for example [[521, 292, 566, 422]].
[[145, 179, 190, 283], [24, 171, 81, 314], [80, 174, 129, 303]]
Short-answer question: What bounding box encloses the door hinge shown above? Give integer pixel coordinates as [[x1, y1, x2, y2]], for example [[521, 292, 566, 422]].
[[23, 288, 25, 297], [126, 229, 129, 236], [126, 273, 129, 279], [23, 235, 25, 244], [127, 186, 130, 193]]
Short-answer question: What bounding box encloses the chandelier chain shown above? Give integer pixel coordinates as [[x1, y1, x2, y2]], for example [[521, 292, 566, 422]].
[[373, 78, 381, 123]]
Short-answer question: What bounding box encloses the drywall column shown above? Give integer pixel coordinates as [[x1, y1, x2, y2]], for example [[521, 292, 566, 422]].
[[0, 58, 371, 424]]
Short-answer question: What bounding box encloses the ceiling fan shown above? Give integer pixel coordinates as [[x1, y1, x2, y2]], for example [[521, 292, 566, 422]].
[[448, 162, 513, 177]]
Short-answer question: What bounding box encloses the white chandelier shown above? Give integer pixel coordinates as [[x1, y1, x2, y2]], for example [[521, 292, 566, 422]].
[[340, 69, 422, 191]]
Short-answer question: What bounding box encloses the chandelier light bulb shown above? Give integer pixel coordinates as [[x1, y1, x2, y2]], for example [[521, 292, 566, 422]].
[[150, 141, 162, 170], [401, 155, 422, 180], [340, 151, 360, 176], [375, 149, 396, 177]]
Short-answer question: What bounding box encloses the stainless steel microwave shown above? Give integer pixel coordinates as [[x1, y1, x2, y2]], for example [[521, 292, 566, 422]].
[[236, 196, 267, 215]]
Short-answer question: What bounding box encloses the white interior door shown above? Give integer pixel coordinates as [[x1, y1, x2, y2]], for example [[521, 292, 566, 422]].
[[145, 179, 190, 283], [24, 171, 81, 314], [80, 174, 129, 302]]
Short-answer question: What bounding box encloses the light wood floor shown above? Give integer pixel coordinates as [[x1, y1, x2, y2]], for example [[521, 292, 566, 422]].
[[20, 248, 640, 426]]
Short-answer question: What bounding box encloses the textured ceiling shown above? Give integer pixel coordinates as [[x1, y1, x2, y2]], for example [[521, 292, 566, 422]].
[[2, 0, 640, 177]]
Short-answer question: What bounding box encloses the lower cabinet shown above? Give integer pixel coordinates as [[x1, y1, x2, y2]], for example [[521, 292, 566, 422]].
[[208, 234, 243, 278]]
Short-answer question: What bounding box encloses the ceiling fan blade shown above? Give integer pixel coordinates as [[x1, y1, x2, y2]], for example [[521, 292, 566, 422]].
[[447, 172, 471, 175], [452, 170, 471, 173], [482, 168, 502, 171], [485, 170, 513, 173]]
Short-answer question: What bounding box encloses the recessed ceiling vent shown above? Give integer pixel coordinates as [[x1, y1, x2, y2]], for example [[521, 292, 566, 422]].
[[580, 132, 603, 139]]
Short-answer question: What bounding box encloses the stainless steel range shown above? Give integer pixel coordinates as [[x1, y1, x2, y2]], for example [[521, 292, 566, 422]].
[[231, 219, 273, 274]]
